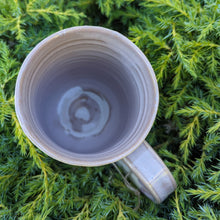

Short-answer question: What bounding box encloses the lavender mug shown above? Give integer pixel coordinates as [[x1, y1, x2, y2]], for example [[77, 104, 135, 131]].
[[15, 26, 176, 203]]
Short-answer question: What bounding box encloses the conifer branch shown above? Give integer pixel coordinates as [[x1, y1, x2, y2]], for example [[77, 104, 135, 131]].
[[179, 116, 200, 162], [174, 190, 183, 220], [187, 184, 220, 204], [141, 0, 189, 18], [189, 204, 219, 220], [208, 161, 220, 184]]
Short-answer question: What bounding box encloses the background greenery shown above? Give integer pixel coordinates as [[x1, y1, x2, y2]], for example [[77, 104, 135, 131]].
[[0, 0, 219, 219]]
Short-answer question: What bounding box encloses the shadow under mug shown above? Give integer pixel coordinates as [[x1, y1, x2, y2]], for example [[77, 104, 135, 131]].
[[15, 26, 176, 204]]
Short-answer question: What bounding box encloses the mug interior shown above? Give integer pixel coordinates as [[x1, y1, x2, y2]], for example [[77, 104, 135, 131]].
[[15, 26, 159, 166]]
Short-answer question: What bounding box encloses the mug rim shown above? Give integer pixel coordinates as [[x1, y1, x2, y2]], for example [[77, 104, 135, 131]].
[[15, 26, 159, 166]]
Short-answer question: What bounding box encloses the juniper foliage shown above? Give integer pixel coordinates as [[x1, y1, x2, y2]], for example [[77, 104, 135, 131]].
[[0, 0, 220, 219]]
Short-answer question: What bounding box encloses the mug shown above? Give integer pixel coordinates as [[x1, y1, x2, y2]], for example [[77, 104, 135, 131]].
[[15, 26, 176, 204]]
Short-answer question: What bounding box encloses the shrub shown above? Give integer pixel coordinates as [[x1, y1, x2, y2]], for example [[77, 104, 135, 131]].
[[0, 0, 219, 219]]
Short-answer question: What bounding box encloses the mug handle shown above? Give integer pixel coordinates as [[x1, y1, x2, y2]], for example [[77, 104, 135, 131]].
[[117, 141, 177, 204]]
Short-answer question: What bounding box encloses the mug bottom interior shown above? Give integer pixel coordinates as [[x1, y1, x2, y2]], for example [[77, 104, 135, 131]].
[[34, 58, 138, 154]]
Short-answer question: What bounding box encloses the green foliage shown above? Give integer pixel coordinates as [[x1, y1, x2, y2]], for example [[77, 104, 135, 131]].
[[0, 0, 220, 219]]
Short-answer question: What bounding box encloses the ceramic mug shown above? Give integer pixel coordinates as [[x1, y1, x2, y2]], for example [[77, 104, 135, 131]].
[[15, 26, 176, 203]]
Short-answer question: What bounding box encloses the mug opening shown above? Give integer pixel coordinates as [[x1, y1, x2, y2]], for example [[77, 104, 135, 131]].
[[15, 26, 159, 166]]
